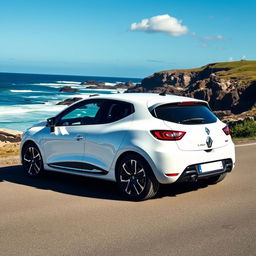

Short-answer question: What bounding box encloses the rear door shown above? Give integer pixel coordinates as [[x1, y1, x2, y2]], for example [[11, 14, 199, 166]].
[[82, 100, 134, 172], [153, 102, 229, 151]]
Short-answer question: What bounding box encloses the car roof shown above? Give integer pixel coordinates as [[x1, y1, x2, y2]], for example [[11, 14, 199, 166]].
[[88, 93, 207, 108]]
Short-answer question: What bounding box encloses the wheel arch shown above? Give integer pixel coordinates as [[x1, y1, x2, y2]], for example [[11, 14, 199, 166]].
[[21, 140, 40, 154], [21, 139, 45, 163], [114, 150, 157, 181]]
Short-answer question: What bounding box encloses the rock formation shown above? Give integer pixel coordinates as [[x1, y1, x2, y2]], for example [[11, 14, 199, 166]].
[[127, 61, 256, 116], [0, 129, 22, 144], [57, 97, 83, 105], [60, 86, 80, 93], [81, 80, 136, 90]]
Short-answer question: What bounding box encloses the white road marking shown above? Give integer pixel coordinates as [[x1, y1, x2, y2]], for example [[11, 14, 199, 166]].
[[235, 142, 256, 147]]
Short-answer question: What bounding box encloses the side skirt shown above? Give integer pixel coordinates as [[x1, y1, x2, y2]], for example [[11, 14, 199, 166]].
[[48, 161, 108, 175]]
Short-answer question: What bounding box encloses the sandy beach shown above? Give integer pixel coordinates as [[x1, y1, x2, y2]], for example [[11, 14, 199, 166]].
[[0, 128, 22, 166]]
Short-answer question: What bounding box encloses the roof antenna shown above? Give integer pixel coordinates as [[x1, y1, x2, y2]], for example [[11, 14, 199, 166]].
[[159, 90, 167, 96]]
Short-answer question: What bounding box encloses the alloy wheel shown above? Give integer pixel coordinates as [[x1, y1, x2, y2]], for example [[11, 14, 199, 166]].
[[119, 159, 147, 196], [23, 146, 42, 176]]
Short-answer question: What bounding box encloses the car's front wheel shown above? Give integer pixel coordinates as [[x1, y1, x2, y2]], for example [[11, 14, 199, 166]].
[[22, 143, 44, 177], [116, 154, 159, 201]]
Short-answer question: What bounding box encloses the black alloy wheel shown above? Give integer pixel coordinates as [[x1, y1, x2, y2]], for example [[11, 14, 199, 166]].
[[117, 154, 159, 201], [22, 144, 44, 177]]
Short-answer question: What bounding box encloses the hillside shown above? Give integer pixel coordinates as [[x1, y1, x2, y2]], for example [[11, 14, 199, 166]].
[[159, 60, 256, 83], [127, 60, 256, 116]]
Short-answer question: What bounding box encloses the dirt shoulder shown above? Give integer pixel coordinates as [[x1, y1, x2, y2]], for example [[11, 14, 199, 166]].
[[0, 155, 20, 167], [0, 141, 20, 167], [0, 128, 22, 167], [232, 137, 256, 144]]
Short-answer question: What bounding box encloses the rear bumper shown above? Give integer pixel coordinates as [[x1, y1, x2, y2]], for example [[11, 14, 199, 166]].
[[148, 141, 235, 184], [177, 158, 233, 182]]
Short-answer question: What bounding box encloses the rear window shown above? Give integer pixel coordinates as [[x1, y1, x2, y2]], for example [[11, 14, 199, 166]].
[[151, 103, 217, 124]]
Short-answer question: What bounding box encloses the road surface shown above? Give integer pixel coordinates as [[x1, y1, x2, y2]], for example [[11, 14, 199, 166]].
[[0, 144, 255, 256]]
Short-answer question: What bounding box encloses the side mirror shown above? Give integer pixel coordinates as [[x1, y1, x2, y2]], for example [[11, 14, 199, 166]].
[[47, 117, 56, 132]]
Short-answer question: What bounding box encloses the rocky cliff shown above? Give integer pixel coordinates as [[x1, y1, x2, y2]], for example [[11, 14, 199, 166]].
[[127, 60, 256, 116]]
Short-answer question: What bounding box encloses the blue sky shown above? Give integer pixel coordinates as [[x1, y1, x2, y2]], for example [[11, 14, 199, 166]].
[[0, 0, 255, 78]]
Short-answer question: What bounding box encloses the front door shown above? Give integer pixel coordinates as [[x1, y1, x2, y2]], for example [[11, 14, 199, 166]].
[[42, 99, 105, 172]]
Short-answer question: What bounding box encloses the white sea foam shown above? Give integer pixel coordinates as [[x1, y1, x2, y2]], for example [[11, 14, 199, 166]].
[[44, 101, 60, 105], [33, 83, 72, 86], [33, 83, 62, 86], [0, 104, 65, 116], [32, 82, 83, 89], [105, 82, 117, 86], [10, 90, 33, 93], [25, 96, 41, 99], [83, 88, 125, 93], [56, 81, 81, 84]]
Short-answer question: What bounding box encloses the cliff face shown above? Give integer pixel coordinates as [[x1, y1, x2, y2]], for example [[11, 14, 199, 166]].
[[127, 61, 256, 115]]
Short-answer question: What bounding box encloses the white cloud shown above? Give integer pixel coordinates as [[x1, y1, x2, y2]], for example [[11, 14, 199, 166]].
[[228, 57, 233, 62], [241, 55, 247, 60], [202, 35, 226, 41], [130, 14, 188, 37]]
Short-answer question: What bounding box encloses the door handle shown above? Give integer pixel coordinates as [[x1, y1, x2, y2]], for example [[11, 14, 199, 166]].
[[75, 135, 84, 141]]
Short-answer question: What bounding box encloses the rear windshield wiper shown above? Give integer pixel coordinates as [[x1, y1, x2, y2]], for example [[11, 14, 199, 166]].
[[180, 118, 205, 124]]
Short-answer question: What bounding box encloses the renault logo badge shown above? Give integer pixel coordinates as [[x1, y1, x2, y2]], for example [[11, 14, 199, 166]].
[[206, 136, 213, 148]]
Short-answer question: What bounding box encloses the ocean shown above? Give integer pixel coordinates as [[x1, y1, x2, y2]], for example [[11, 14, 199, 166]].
[[0, 72, 141, 131]]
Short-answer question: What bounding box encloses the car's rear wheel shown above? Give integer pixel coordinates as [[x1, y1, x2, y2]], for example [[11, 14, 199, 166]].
[[22, 143, 44, 177], [205, 173, 227, 184], [116, 154, 159, 201]]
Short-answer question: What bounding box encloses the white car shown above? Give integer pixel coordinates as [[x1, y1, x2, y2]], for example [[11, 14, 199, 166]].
[[21, 93, 235, 200]]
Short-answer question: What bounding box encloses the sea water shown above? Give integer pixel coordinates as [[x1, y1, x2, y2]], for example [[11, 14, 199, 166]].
[[0, 72, 141, 131]]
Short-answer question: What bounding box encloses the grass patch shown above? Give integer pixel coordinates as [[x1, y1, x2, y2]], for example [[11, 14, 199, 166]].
[[158, 60, 256, 83], [231, 120, 256, 137]]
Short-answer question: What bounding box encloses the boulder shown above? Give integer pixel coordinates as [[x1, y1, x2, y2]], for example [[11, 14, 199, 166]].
[[0, 129, 22, 144], [81, 80, 105, 87], [57, 97, 83, 105], [60, 86, 80, 93]]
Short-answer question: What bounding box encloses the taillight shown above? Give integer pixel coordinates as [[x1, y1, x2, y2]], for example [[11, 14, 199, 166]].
[[222, 125, 231, 135], [151, 130, 186, 140]]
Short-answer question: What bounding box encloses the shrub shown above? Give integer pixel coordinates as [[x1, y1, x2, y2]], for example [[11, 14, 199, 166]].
[[231, 120, 256, 137]]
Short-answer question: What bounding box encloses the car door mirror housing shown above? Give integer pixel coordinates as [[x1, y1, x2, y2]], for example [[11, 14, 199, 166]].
[[47, 117, 56, 132]]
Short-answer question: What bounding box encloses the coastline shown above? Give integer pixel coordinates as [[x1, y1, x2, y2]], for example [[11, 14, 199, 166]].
[[0, 72, 140, 131]]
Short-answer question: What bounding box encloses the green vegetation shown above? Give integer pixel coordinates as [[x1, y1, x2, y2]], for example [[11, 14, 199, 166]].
[[212, 60, 256, 82], [160, 60, 256, 83], [231, 120, 256, 137]]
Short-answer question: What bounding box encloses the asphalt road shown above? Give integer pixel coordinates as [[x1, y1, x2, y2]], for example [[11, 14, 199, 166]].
[[0, 144, 255, 256]]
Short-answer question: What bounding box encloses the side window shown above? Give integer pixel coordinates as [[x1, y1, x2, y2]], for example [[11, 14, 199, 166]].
[[57, 101, 104, 126], [104, 101, 134, 123]]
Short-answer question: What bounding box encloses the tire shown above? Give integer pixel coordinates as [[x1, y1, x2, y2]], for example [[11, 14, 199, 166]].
[[22, 143, 44, 177], [206, 173, 227, 184], [116, 154, 159, 201]]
